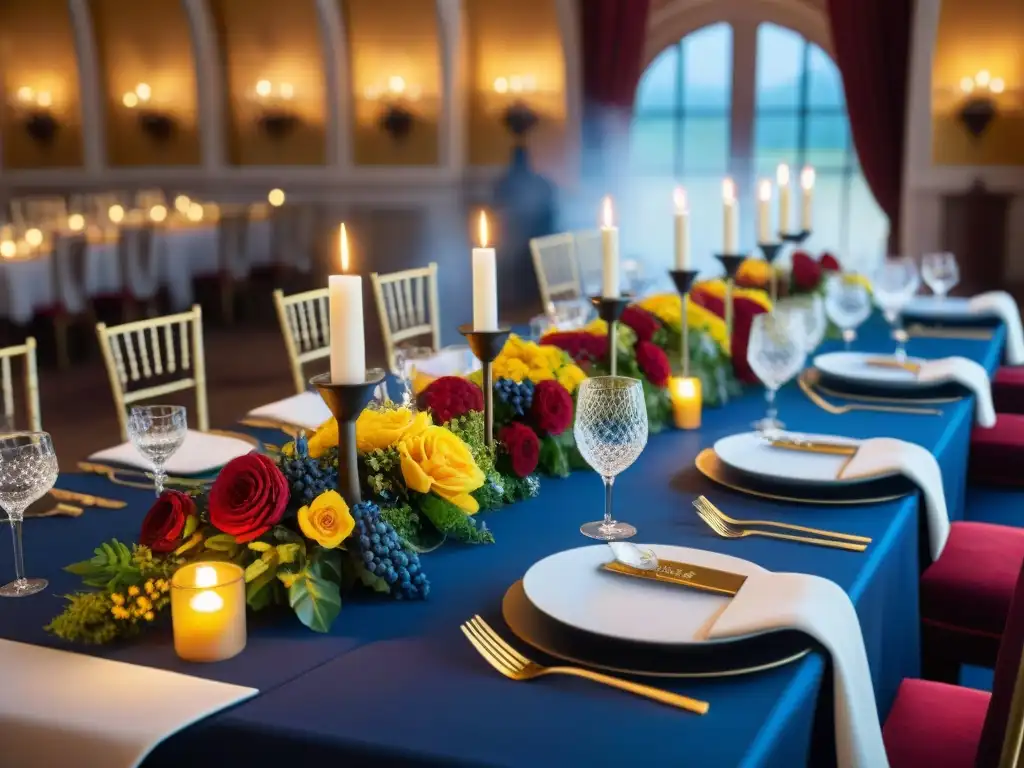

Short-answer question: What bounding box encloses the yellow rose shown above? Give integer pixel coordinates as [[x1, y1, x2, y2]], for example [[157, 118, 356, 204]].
[[557, 364, 587, 393], [297, 490, 355, 549], [398, 425, 485, 513], [307, 417, 339, 458], [528, 366, 556, 383], [356, 407, 431, 453], [697, 279, 773, 313], [494, 357, 530, 383], [638, 294, 682, 329], [540, 345, 566, 369], [584, 318, 609, 336], [737, 258, 772, 287]]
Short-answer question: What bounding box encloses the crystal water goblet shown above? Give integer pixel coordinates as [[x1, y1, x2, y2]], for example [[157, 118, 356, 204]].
[[0, 432, 58, 597], [393, 346, 434, 406], [747, 311, 807, 435], [574, 376, 648, 541], [127, 405, 187, 495], [921, 252, 960, 300], [873, 256, 921, 361], [778, 294, 827, 353], [825, 273, 872, 349]]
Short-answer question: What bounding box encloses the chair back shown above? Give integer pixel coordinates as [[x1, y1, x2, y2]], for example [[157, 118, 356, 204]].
[[0, 338, 41, 432], [574, 229, 605, 296], [530, 232, 580, 314], [95, 305, 208, 440], [370, 263, 440, 372], [51, 233, 90, 315], [118, 225, 161, 300], [978, 559, 1024, 768], [273, 287, 330, 394]]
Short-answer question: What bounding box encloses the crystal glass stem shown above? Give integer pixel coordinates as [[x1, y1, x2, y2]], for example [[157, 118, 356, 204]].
[[842, 329, 856, 350], [765, 387, 778, 423], [152, 463, 167, 496], [8, 515, 26, 585], [602, 475, 615, 529]]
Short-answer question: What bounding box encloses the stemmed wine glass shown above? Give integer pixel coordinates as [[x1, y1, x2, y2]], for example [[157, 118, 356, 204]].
[[873, 257, 921, 362], [574, 376, 648, 541], [921, 252, 960, 300], [778, 294, 827, 354], [747, 311, 808, 435], [393, 346, 434, 406], [127, 405, 187, 495], [0, 432, 59, 597], [825, 273, 872, 349]]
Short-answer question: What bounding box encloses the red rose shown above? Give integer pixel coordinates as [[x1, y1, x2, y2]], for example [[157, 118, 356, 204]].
[[791, 250, 822, 292], [418, 376, 483, 425], [530, 379, 574, 436], [542, 332, 607, 362], [209, 454, 288, 542], [497, 423, 540, 478], [139, 490, 195, 553], [636, 341, 671, 387], [620, 306, 659, 343], [819, 252, 841, 272]]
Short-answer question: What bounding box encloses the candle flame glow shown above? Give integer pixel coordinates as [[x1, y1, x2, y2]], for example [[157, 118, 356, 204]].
[[722, 178, 736, 204], [776, 163, 790, 185], [672, 377, 698, 398], [673, 187, 688, 214], [339, 223, 350, 273], [758, 179, 772, 201], [478, 210, 489, 248], [602, 195, 614, 227], [195, 565, 218, 588], [190, 590, 224, 613], [800, 166, 816, 190]]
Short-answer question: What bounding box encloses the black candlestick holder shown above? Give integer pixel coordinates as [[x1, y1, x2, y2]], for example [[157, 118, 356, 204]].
[[311, 369, 387, 505], [780, 229, 811, 246], [715, 254, 745, 342], [459, 324, 512, 448], [591, 296, 632, 377], [669, 270, 700, 377], [758, 242, 783, 303]]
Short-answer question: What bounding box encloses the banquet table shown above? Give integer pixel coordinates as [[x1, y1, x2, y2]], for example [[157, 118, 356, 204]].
[[0, 317, 1007, 767]]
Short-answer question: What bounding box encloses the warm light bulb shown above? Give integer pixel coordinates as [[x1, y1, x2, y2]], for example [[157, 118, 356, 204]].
[[135, 82, 151, 102], [991, 78, 1005, 94], [339, 223, 349, 272], [122, 92, 139, 109], [279, 82, 294, 100], [35, 91, 52, 108], [255, 79, 272, 98], [174, 195, 191, 213], [16, 86, 34, 104], [108, 204, 125, 223], [776, 163, 790, 186], [149, 204, 167, 223], [186, 203, 204, 222], [494, 77, 509, 94], [388, 75, 406, 95], [67, 214, 85, 232], [800, 166, 816, 190], [674, 186, 688, 214], [24, 228, 43, 247], [960, 77, 976, 94], [722, 178, 736, 204], [975, 70, 991, 88], [0, 241, 15, 259], [601, 195, 614, 228], [758, 178, 773, 202], [478, 211, 489, 248], [268, 188, 285, 207]]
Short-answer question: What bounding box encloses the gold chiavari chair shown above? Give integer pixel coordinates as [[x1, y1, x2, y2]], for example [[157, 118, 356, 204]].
[[0, 338, 41, 432], [370, 263, 441, 373], [273, 287, 330, 395], [95, 305, 208, 441], [530, 232, 582, 314]]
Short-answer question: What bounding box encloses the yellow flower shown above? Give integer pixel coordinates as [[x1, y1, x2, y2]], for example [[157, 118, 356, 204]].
[[144, 611, 155, 621], [111, 593, 125, 606], [557, 363, 587, 393], [127, 585, 140, 597], [736, 258, 772, 287], [297, 490, 355, 549], [494, 357, 530, 383], [584, 318, 609, 336], [528, 366, 556, 383], [398, 425, 485, 513], [696, 279, 773, 313], [638, 294, 682, 329], [156, 579, 169, 593], [111, 606, 130, 620], [357, 407, 431, 453], [144, 579, 155, 594], [135, 595, 152, 612]]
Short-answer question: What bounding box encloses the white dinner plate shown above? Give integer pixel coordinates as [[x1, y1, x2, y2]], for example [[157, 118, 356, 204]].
[[522, 545, 767, 646], [903, 296, 994, 320], [713, 431, 884, 486], [813, 351, 928, 390]]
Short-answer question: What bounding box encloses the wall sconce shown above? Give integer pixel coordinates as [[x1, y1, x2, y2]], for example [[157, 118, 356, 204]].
[[13, 87, 59, 145], [123, 83, 175, 142], [492, 75, 539, 140], [365, 76, 420, 141], [253, 80, 300, 140], [956, 70, 1006, 139]]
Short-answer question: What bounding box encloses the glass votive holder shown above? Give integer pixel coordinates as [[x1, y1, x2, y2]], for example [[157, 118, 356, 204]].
[[670, 376, 702, 430], [170, 562, 246, 662]]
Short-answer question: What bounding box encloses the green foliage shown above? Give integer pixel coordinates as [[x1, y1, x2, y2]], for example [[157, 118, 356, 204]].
[[65, 540, 138, 590], [45, 592, 124, 645], [419, 493, 494, 544], [445, 411, 496, 477], [361, 446, 403, 501], [284, 549, 343, 633], [350, 557, 390, 594], [380, 503, 445, 552], [539, 434, 571, 478], [643, 379, 673, 435]]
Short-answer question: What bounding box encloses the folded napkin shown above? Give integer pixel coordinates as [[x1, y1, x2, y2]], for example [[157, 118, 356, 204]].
[[411, 347, 482, 395], [703, 573, 887, 768], [915, 356, 996, 428], [839, 437, 949, 560], [969, 291, 1024, 364], [247, 391, 331, 431], [89, 429, 255, 475], [0, 639, 257, 768]]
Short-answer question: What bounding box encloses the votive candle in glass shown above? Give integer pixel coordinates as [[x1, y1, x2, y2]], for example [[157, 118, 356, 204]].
[[670, 377, 702, 430], [171, 562, 246, 662]]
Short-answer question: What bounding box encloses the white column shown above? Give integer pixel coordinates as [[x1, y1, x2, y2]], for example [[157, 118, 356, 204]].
[[182, 0, 224, 171], [315, 0, 349, 168], [67, 0, 105, 174]]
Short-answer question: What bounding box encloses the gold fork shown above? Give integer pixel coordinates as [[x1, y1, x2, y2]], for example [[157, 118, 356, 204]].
[[460, 615, 709, 714], [797, 373, 941, 416], [694, 495, 871, 544], [693, 501, 867, 552]]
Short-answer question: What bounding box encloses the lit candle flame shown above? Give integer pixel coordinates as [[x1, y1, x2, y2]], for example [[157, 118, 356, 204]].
[[339, 223, 349, 273], [602, 195, 614, 228], [195, 565, 218, 588], [776, 163, 790, 186], [722, 178, 736, 204], [800, 166, 816, 190], [673, 187, 688, 214], [478, 211, 489, 248], [758, 179, 773, 201], [67, 214, 85, 232]]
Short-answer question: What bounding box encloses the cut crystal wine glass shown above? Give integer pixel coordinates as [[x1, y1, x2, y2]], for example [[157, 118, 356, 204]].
[[873, 256, 921, 362], [574, 376, 648, 541], [921, 252, 960, 300], [127, 405, 187, 495], [825, 273, 872, 350], [778, 294, 826, 353], [0, 431, 58, 597], [747, 311, 807, 435]]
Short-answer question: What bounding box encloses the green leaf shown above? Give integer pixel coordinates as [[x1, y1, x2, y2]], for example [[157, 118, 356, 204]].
[[418, 494, 494, 544], [182, 515, 199, 540], [275, 543, 302, 565], [271, 526, 304, 545], [246, 569, 279, 611], [350, 557, 390, 594], [204, 533, 238, 552], [287, 558, 342, 633], [244, 557, 271, 583], [247, 541, 273, 553], [538, 435, 570, 478]]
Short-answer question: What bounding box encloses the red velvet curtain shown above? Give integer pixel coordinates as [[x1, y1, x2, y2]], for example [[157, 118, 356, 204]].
[[827, 0, 913, 250]]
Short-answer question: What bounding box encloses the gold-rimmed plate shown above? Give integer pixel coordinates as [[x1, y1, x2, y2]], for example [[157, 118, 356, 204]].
[[501, 580, 811, 678], [694, 449, 911, 505], [804, 369, 963, 405]]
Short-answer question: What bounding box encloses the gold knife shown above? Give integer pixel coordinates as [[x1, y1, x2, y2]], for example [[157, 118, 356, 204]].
[[603, 559, 747, 596], [768, 438, 858, 456], [865, 358, 921, 374], [51, 488, 127, 509], [27, 502, 84, 518]]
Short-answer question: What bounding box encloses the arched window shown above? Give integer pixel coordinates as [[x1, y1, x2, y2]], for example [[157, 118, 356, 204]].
[[628, 20, 888, 274]]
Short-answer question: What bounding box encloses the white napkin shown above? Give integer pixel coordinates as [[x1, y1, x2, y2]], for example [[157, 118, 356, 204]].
[[0, 639, 257, 768], [969, 291, 1024, 364], [414, 346, 482, 378], [90, 429, 255, 475], [703, 573, 888, 768], [247, 391, 332, 431], [915, 356, 996, 427], [839, 437, 949, 560]]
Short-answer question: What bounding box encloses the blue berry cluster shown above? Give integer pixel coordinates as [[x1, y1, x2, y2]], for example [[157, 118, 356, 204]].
[[352, 501, 429, 600], [495, 378, 535, 417], [280, 434, 339, 506]]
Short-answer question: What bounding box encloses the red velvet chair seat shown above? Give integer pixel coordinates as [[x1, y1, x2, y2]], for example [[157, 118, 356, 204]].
[[994, 366, 1024, 414], [883, 678, 989, 768], [969, 413, 1024, 487], [921, 522, 1024, 671]]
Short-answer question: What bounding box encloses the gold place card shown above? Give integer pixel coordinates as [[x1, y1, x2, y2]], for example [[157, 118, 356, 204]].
[[603, 559, 747, 597]]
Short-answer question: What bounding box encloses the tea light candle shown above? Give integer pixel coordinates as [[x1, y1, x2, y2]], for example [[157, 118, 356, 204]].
[[171, 562, 246, 662], [722, 179, 738, 254], [800, 166, 815, 231], [329, 223, 366, 383], [673, 187, 690, 270], [600, 196, 619, 298], [670, 377, 702, 430], [776, 164, 791, 233], [472, 211, 498, 331], [757, 179, 772, 243]]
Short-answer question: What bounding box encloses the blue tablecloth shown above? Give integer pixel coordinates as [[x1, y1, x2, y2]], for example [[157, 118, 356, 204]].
[[0, 318, 1006, 767]]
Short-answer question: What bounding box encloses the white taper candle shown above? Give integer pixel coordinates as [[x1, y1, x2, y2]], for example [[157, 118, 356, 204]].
[[800, 166, 815, 231], [722, 178, 738, 254], [674, 187, 690, 270], [757, 179, 772, 243], [777, 163, 791, 234], [329, 223, 366, 384], [600, 196, 619, 298], [472, 211, 498, 331]]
